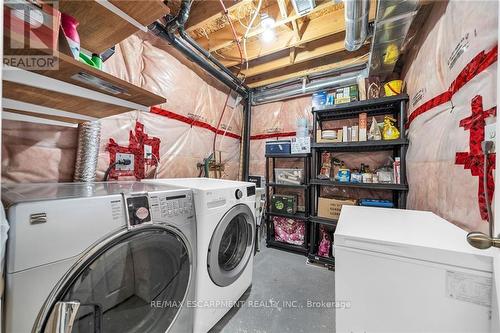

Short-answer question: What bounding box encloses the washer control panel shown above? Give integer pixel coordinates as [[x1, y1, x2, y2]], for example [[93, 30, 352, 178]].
[[148, 190, 194, 224]]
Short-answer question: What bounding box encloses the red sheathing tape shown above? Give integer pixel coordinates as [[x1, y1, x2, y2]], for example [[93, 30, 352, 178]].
[[407, 45, 498, 128], [150, 106, 242, 140], [250, 132, 297, 140], [455, 95, 496, 221], [107, 121, 161, 180]]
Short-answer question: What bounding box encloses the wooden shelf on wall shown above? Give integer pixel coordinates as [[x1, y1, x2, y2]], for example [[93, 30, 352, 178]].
[[3, 50, 166, 124], [2, 0, 169, 125], [58, 0, 171, 54]]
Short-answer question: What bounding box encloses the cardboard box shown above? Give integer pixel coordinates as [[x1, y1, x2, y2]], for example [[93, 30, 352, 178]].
[[359, 112, 368, 141], [317, 197, 357, 220], [342, 126, 348, 142], [316, 129, 342, 143], [352, 125, 359, 141], [333, 85, 359, 104]]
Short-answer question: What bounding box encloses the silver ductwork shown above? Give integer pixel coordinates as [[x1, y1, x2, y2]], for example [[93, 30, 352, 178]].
[[344, 0, 371, 51], [368, 0, 421, 77], [252, 68, 366, 105], [73, 121, 101, 182]]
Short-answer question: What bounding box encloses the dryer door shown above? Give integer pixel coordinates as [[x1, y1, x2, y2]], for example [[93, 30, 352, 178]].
[[38, 226, 192, 333], [208, 204, 255, 287]]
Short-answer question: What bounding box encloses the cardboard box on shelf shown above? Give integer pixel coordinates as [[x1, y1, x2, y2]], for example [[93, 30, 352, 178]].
[[359, 112, 367, 141], [316, 129, 342, 143], [333, 85, 359, 104], [317, 197, 357, 220], [351, 125, 359, 141]]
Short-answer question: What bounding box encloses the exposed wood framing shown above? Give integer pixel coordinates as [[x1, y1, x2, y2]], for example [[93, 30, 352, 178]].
[[185, 0, 377, 88], [186, 0, 251, 32], [240, 32, 350, 77], [194, 0, 347, 52], [215, 1, 375, 68], [246, 46, 370, 87]]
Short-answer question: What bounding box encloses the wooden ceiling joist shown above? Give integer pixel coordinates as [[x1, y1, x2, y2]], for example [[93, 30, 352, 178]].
[[217, 5, 356, 67], [186, 0, 251, 32], [240, 32, 348, 78], [185, 0, 378, 88], [246, 45, 370, 87], [194, 0, 347, 53]]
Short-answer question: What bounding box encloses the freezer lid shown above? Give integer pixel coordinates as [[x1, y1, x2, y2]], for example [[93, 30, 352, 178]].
[[143, 178, 255, 191], [334, 206, 494, 272], [1, 181, 185, 205]]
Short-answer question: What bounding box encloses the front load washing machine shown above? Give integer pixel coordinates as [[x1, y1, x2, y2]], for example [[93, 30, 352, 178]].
[[1, 181, 196, 333], [143, 178, 256, 333]]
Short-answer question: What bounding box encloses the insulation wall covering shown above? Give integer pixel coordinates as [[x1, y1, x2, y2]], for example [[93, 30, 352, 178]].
[[1, 32, 243, 183], [99, 32, 243, 181], [1, 121, 78, 183], [249, 96, 312, 176], [403, 0, 498, 232]]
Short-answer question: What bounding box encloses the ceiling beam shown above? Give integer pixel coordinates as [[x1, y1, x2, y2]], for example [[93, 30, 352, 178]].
[[246, 46, 370, 87], [193, 0, 347, 53], [216, 2, 374, 67], [185, 0, 251, 32], [240, 32, 352, 77], [276, 0, 288, 19]]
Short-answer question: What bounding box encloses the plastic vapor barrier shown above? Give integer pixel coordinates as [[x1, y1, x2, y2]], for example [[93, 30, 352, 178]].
[[1, 32, 243, 183], [403, 0, 498, 232], [1, 121, 78, 183]]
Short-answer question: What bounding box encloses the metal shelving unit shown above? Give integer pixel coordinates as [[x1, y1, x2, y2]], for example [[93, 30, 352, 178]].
[[308, 94, 410, 269], [265, 153, 311, 255]]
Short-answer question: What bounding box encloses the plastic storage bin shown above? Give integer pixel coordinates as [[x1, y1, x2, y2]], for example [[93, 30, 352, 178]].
[[265, 140, 291, 155]]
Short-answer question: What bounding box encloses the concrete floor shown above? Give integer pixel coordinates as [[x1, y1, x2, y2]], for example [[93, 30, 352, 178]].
[[210, 243, 335, 333]]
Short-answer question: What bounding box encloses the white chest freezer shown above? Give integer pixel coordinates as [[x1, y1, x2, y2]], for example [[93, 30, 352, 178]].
[[334, 206, 495, 333]]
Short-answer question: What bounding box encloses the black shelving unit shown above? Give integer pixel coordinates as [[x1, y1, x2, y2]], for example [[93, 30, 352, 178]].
[[265, 153, 311, 255], [308, 94, 410, 269]]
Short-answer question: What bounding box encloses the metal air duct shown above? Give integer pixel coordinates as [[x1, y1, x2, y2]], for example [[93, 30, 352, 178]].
[[344, 0, 370, 51], [368, 0, 421, 77], [252, 70, 365, 105], [73, 121, 101, 182]]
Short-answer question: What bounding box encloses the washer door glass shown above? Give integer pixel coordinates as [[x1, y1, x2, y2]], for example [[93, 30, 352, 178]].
[[45, 228, 190, 333], [208, 204, 255, 287]]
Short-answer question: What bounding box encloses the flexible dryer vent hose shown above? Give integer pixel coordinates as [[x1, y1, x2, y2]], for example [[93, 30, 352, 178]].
[[73, 121, 102, 182]]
